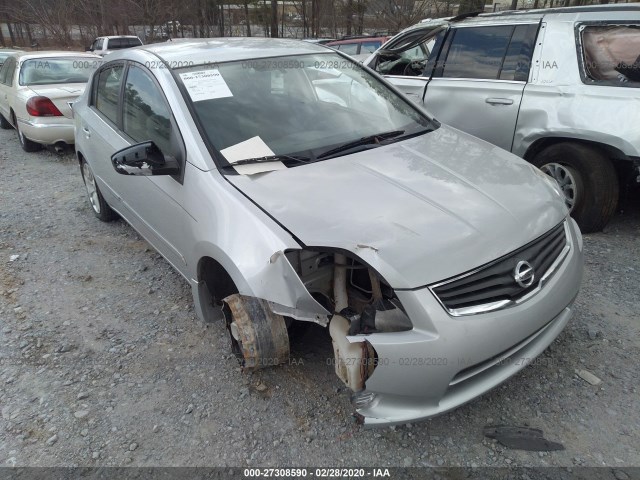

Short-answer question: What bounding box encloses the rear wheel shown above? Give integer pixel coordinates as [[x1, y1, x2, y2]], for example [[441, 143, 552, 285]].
[[0, 114, 12, 130], [532, 143, 619, 233], [13, 113, 42, 152], [80, 157, 118, 222]]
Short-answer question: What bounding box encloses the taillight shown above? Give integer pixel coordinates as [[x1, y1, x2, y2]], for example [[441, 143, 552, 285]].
[[26, 96, 63, 117]]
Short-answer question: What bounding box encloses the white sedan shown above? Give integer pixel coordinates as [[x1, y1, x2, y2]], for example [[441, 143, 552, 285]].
[[0, 51, 101, 152]]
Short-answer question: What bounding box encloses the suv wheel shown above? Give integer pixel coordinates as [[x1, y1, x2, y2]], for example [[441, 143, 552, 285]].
[[533, 143, 618, 233]]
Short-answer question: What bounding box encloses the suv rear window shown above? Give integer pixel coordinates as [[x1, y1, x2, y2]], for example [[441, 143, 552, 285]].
[[581, 25, 640, 85]]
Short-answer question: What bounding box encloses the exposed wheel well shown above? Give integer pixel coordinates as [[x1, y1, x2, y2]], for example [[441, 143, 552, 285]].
[[523, 137, 633, 183], [197, 256, 238, 323]]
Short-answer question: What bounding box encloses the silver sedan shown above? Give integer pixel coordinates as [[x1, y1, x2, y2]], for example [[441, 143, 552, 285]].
[[73, 38, 583, 426]]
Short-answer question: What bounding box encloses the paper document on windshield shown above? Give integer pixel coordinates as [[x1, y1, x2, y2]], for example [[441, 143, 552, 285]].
[[220, 136, 286, 175], [179, 69, 233, 102]]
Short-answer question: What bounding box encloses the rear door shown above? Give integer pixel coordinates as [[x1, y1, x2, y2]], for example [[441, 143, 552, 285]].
[[80, 62, 127, 209], [423, 23, 539, 151]]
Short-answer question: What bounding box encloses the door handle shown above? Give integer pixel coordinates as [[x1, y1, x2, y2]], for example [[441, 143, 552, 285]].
[[82, 126, 91, 137], [485, 97, 514, 105]]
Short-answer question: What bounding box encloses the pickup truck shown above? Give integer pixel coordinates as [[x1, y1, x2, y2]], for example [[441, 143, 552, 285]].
[[86, 36, 143, 56]]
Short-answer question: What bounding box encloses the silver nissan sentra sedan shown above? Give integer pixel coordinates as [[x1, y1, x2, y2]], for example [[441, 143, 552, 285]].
[[73, 38, 584, 426]]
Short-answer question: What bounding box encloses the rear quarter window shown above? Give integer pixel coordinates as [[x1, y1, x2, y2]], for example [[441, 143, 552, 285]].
[[580, 24, 640, 86]]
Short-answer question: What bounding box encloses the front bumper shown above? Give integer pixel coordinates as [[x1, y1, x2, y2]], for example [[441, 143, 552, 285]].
[[355, 218, 584, 426], [18, 117, 75, 145]]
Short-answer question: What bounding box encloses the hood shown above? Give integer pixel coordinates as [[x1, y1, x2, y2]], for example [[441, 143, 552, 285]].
[[227, 126, 567, 289], [28, 83, 86, 119]]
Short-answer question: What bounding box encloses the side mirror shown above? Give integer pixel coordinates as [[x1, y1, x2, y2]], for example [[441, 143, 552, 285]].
[[85, 46, 92, 52], [111, 141, 180, 176]]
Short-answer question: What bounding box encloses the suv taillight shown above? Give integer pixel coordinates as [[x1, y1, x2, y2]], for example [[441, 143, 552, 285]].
[[26, 96, 63, 117]]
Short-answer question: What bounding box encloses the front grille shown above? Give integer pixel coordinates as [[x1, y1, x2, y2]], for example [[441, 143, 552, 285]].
[[432, 222, 568, 315]]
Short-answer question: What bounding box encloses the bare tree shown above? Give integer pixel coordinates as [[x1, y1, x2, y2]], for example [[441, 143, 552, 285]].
[[270, 0, 278, 36], [243, 0, 252, 35], [8, 0, 73, 45]]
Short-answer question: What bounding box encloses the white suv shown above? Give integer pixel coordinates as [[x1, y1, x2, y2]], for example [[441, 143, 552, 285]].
[[365, 5, 640, 232]]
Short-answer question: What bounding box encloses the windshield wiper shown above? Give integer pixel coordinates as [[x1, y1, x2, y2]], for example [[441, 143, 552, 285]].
[[224, 154, 312, 167], [316, 130, 405, 160]]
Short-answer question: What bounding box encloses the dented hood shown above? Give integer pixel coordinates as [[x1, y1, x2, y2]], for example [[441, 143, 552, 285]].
[[227, 126, 567, 289]]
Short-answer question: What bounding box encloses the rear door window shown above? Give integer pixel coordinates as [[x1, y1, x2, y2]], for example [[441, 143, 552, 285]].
[[500, 24, 538, 81], [0, 57, 16, 85], [94, 64, 124, 124], [441, 26, 515, 80]]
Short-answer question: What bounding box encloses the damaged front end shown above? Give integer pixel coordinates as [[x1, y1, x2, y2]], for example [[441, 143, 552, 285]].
[[220, 218, 583, 427], [222, 248, 412, 417]]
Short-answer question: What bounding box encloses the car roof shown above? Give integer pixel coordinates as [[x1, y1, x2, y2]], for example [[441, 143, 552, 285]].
[[108, 37, 331, 65], [403, 3, 640, 32], [10, 51, 102, 61], [477, 2, 640, 18]]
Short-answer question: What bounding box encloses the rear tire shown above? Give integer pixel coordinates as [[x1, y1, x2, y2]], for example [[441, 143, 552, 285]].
[[80, 157, 118, 222], [532, 143, 618, 233], [13, 113, 41, 152], [0, 114, 12, 130]]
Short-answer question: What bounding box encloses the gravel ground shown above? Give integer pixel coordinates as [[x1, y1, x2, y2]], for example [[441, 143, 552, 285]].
[[0, 126, 639, 470]]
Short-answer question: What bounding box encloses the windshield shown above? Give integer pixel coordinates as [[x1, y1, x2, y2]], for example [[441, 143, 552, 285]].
[[19, 58, 98, 86], [176, 53, 435, 168]]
